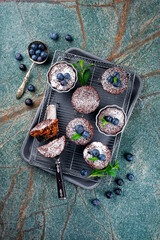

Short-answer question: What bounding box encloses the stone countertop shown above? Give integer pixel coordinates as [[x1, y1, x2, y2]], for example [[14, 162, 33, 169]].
[[0, 1, 159, 239]]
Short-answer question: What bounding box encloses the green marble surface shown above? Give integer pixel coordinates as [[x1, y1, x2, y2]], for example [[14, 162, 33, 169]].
[[0, 1, 160, 239]]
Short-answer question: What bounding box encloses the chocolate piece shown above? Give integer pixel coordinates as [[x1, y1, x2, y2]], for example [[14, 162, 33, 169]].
[[37, 136, 66, 158], [71, 86, 100, 114], [83, 142, 111, 169]]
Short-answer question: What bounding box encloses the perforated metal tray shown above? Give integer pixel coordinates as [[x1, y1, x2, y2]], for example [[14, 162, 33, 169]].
[[21, 48, 142, 189]]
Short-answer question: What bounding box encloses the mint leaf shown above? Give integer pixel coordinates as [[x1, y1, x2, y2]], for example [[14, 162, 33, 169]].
[[82, 69, 91, 85], [113, 77, 117, 83], [105, 169, 116, 177], [88, 157, 99, 161], [88, 173, 106, 178], [112, 160, 121, 172], [101, 116, 109, 127], [77, 60, 84, 68], [71, 133, 82, 140], [72, 63, 82, 72], [83, 64, 95, 72]]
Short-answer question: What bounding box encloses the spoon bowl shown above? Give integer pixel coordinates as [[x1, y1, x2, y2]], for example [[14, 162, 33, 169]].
[[27, 40, 49, 64]]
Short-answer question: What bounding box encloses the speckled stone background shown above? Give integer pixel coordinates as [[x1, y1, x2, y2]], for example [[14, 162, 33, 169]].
[[0, 1, 160, 239]]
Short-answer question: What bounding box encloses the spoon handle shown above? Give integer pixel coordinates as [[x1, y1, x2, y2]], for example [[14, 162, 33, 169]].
[[16, 62, 34, 99]]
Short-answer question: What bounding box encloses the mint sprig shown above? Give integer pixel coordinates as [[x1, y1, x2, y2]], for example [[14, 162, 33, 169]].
[[88, 157, 99, 161], [101, 116, 109, 127], [88, 160, 121, 178], [71, 133, 82, 140], [72, 60, 95, 86]]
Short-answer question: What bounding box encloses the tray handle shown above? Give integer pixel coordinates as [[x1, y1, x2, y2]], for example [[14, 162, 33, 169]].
[[55, 158, 66, 200]]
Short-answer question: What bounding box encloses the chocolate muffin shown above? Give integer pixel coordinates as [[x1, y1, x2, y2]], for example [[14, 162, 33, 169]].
[[96, 106, 126, 136], [101, 67, 128, 95], [66, 117, 94, 145], [47, 61, 77, 93], [71, 86, 100, 114], [83, 142, 111, 169]]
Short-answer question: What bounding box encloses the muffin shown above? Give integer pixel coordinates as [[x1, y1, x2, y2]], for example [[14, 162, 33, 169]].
[[71, 86, 100, 114], [66, 117, 94, 145], [47, 61, 77, 92], [83, 142, 111, 169], [96, 106, 126, 136], [101, 67, 128, 94]]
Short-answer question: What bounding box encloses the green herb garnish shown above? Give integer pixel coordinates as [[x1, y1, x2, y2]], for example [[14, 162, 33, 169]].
[[72, 60, 95, 86], [88, 157, 99, 161], [113, 77, 117, 83], [88, 160, 121, 178], [101, 116, 109, 127], [71, 133, 82, 140]]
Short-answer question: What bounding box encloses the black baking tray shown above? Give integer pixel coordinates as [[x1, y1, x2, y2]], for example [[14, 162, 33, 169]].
[[21, 48, 142, 189]]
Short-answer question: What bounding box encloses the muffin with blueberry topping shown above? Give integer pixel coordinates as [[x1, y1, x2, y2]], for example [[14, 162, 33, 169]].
[[83, 142, 111, 169], [96, 105, 126, 136], [101, 67, 128, 95], [48, 61, 78, 93], [66, 117, 94, 145]]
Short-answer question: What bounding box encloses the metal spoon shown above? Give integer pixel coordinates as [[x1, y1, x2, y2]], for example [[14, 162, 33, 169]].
[[16, 40, 49, 99]]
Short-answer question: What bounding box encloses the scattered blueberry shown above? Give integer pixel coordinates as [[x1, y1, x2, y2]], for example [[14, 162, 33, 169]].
[[28, 84, 35, 92], [113, 79, 121, 87], [32, 55, 37, 61], [124, 153, 134, 162], [40, 51, 47, 59], [114, 188, 122, 195], [107, 75, 113, 83], [38, 44, 45, 50], [37, 56, 43, 62], [106, 191, 113, 199], [98, 154, 106, 161], [75, 125, 84, 135], [29, 49, 34, 55], [57, 73, 64, 81], [50, 31, 59, 40], [104, 115, 113, 123], [65, 34, 73, 42], [25, 98, 33, 106], [19, 64, 26, 71], [82, 131, 90, 139], [127, 173, 135, 181], [60, 80, 67, 86], [112, 118, 119, 125], [35, 50, 41, 56], [30, 43, 38, 51], [15, 53, 23, 61], [116, 179, 124, 186], [80, 169, 88, 176], [113, 72, 120, 79], [64, 73, 70, 79], [92, 199, 100, 206], [92, 149, 100, 157]]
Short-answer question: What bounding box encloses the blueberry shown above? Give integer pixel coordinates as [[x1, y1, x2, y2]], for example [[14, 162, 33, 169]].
[[57, 73, 64, 81], [116, 179, 124, 186], [124, 153, 134, 162], [113, 79, 121, 87], [29, 49, 34, 55], [104, 115, 113, 123], [25, 98, 33, 106], [50, 32, 59, 40], [107, 75, 113, 83], [114, 188, 122, 195], [112, 118, 119, 126], [19, 64, 26, 71], [92, 199, 100, 206], [40, 51, 47, 59], [106, 191, 113, 199], [60, 80, 67, 86], [15, 53, 23, 61], [38, 44, 45, 50], [65, 34, 73, 42], [75, 125, 84, 135], [91, 149, 100, 157], [113, 72, 120, 79], [28, 84, 35, 92], [80, 169, 87, 176], [35, 50, 41, 56], [82, 131, 90, 139], [64, 73, 71, 80], [37, 56, 43, 62], [98, 154, 106, 161], [127, 173, 135, 181], [32, 55, 37, 61], [30, 43, 38, 51]]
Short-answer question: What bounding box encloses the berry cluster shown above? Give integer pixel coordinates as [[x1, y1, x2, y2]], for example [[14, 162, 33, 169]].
[[75, 124, 90, 140], [107, 71, 121, 87], [29, 43, 47, 62], [57, 72, 71, 86], [104, 115, 119, 126], [90, 149, 106, 161]]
